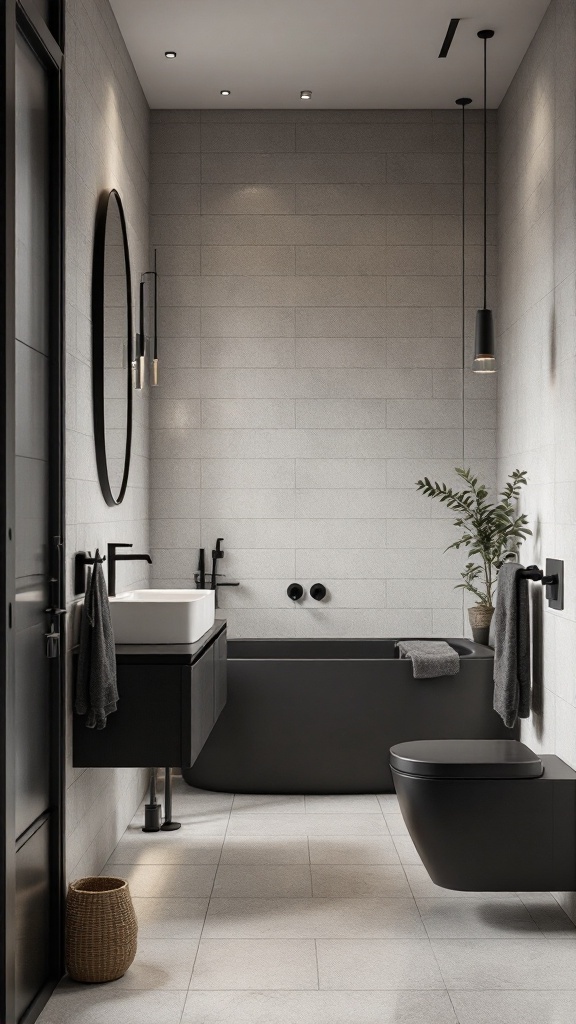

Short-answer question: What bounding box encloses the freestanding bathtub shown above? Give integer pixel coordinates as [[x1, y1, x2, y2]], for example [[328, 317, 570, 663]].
[[183, 637, 516, 794]]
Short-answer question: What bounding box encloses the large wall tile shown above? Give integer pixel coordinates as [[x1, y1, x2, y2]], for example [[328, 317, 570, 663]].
[[150, 108, 497, 644], [497, 0, 576, 795], [65, 0, 150, 881]]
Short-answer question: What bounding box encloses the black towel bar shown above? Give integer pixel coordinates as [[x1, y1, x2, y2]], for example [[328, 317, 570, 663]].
[[518, 560, 564, 611], [520, 564, 557, 585]]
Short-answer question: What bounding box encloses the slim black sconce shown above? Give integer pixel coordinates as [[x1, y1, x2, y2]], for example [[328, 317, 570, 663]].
[[136, 250, 159, 390]]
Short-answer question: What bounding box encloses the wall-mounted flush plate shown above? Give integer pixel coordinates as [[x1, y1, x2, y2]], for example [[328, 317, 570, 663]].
[[545, 558, 564, 610]]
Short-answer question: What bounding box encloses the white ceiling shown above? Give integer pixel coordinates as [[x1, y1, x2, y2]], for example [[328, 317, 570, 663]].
[[110, 0, 550, 110]]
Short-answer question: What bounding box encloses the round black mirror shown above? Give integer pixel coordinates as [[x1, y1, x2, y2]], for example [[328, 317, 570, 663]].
[[92, 189, 133, 507]]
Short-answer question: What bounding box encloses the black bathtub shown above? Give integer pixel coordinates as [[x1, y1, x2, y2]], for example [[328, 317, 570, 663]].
[[184, 637, 516, 794]]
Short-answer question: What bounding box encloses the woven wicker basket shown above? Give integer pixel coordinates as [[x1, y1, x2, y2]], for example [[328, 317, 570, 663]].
[[65, 876, 138, 983]]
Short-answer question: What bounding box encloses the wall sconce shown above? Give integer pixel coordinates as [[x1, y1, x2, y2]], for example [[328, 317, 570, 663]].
[[135, 249, 159, 389]]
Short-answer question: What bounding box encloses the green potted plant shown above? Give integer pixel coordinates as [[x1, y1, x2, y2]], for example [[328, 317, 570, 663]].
[[416, 468, 531, 644]]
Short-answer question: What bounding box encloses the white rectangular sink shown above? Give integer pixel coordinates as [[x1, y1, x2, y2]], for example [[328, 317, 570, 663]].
[[108, 589, 216, 644]]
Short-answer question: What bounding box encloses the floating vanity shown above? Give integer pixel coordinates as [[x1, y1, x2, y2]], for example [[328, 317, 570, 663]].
[[73, 620, 227, 769]]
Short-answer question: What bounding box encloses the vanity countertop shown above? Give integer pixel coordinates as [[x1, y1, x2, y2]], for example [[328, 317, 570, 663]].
[[113, 617, 226, 665]]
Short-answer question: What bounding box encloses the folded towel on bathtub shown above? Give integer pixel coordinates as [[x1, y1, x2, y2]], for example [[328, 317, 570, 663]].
[[396, 640, 460, 679]]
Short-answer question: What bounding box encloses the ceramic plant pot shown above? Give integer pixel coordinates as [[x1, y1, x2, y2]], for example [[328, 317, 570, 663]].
[[468, 604, 494, 647]]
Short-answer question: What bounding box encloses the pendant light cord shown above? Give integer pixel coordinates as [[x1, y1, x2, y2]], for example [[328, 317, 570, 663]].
[[462, 100, 466, 394], [479, 35, 483, 307], [456, 97, 471, 458], [459, 99, 463, 460]]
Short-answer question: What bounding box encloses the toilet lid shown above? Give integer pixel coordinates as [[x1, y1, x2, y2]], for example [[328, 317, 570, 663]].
[[389, 739, 543, 779]]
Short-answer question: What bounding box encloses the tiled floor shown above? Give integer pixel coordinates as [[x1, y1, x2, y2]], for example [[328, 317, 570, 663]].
[[39, 781, 576, 1024]]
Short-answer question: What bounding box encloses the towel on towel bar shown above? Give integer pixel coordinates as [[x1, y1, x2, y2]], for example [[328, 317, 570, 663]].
[[75, 551, 118, 729], [493, 562, 531, 728], [396, 640, 460, 679]]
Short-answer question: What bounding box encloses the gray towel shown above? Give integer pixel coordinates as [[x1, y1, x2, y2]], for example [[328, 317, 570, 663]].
[[75, 551, 118, 729], [396, 640, 460, 679], [493, 562, 531, 728]]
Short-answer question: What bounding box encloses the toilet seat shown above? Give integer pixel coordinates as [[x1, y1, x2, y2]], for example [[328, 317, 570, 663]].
[[390, 739, 543, 779]]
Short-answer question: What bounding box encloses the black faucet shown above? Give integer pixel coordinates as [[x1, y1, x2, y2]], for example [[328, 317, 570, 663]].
[[107, 543, 152, 597], [211, 538, 225, 590], [194, 538, 239, 607]]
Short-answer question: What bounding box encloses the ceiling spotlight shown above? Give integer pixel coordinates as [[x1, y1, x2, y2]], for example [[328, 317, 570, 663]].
[[164, 51, 177, 59], [300, 90, 312, 100], [220, 89, 231, 96]]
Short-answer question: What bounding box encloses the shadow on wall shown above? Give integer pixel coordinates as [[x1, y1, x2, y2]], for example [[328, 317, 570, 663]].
[[529, 514, 544, 738], [548, 303, 556, 380], [531, 584, 544, 737]]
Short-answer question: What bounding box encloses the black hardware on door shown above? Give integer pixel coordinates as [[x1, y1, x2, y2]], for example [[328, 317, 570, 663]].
[[310, 583, 327, 601], [287, 584, 304, 601]]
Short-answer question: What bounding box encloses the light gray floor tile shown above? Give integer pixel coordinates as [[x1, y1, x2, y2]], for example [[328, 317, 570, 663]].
[[189, 938, 318, 990], [182, 989, 458, 1024], [220, 837, 310, 864], [317, 938, 445, 990], [169, 780, 234, 813], [203, 896, 426, 938], [518, 892, 576, 937], [432, 938, 576, 989], [377, 794, 400, 812], [308, 837, 400, 864], [450, 989, 576, 1023], [213, 864, 313, 897], [312, 864, 410, 897], [232, 794, 306, 813], [227, 813, 390, 837], [304, 795, 382, 813], [132, 897, 208, 939], [111, 939, 199, 990], [417, 897, 545, 938], [392, 836, 423, 865], [108, 830, 223, 865], [383, 813, 409, 836], [405, 865, 516, 899], [105, 863, 217, 898], [37, 983, 186, 1024]]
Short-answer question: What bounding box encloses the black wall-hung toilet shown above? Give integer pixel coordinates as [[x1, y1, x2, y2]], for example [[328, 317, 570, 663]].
[[390, 739, 576, 892]]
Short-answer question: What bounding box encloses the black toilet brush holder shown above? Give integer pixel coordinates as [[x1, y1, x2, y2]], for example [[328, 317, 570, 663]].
[[142, 768, 162, 833]]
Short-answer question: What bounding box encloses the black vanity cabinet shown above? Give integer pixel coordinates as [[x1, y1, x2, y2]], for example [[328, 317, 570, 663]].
[[73, 621, 227, 768]]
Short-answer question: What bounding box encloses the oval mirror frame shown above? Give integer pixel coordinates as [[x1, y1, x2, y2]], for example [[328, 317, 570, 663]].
[[92, 188, 133, 507]]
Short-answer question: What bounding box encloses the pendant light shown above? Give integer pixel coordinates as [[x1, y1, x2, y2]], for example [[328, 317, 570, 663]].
[[473, 29, 496, 374], [456, 97, 472, 456]]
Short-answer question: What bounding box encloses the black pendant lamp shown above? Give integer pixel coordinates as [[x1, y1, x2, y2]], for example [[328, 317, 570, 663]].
[[473, 29, 496, 374]]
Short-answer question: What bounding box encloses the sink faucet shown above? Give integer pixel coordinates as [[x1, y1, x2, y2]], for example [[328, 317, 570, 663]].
[[107, 543, 152, 598]]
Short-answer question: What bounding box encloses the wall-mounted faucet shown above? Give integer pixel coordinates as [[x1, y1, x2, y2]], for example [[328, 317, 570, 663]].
[[194, 540, 239, 608], [107, 542, 152, 598]]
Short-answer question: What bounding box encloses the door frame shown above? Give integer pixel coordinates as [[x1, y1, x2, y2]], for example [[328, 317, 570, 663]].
[[1, 1, 65, 1021]]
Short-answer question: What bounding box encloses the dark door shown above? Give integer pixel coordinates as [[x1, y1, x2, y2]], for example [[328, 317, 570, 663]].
[[2, 2, 64, 1022]]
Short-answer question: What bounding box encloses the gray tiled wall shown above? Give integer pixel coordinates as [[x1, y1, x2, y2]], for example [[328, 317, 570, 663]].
[[498, 0, 576, 848], [498, 0, 576, 923], [150, 108, 497, 638], [64, 0, 150, 881]]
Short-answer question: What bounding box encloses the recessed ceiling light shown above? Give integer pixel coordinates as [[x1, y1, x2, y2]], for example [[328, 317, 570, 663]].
[[164, 51, 177, 59], [300, 90, 312, 100], [220, 89, 231, 96]]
